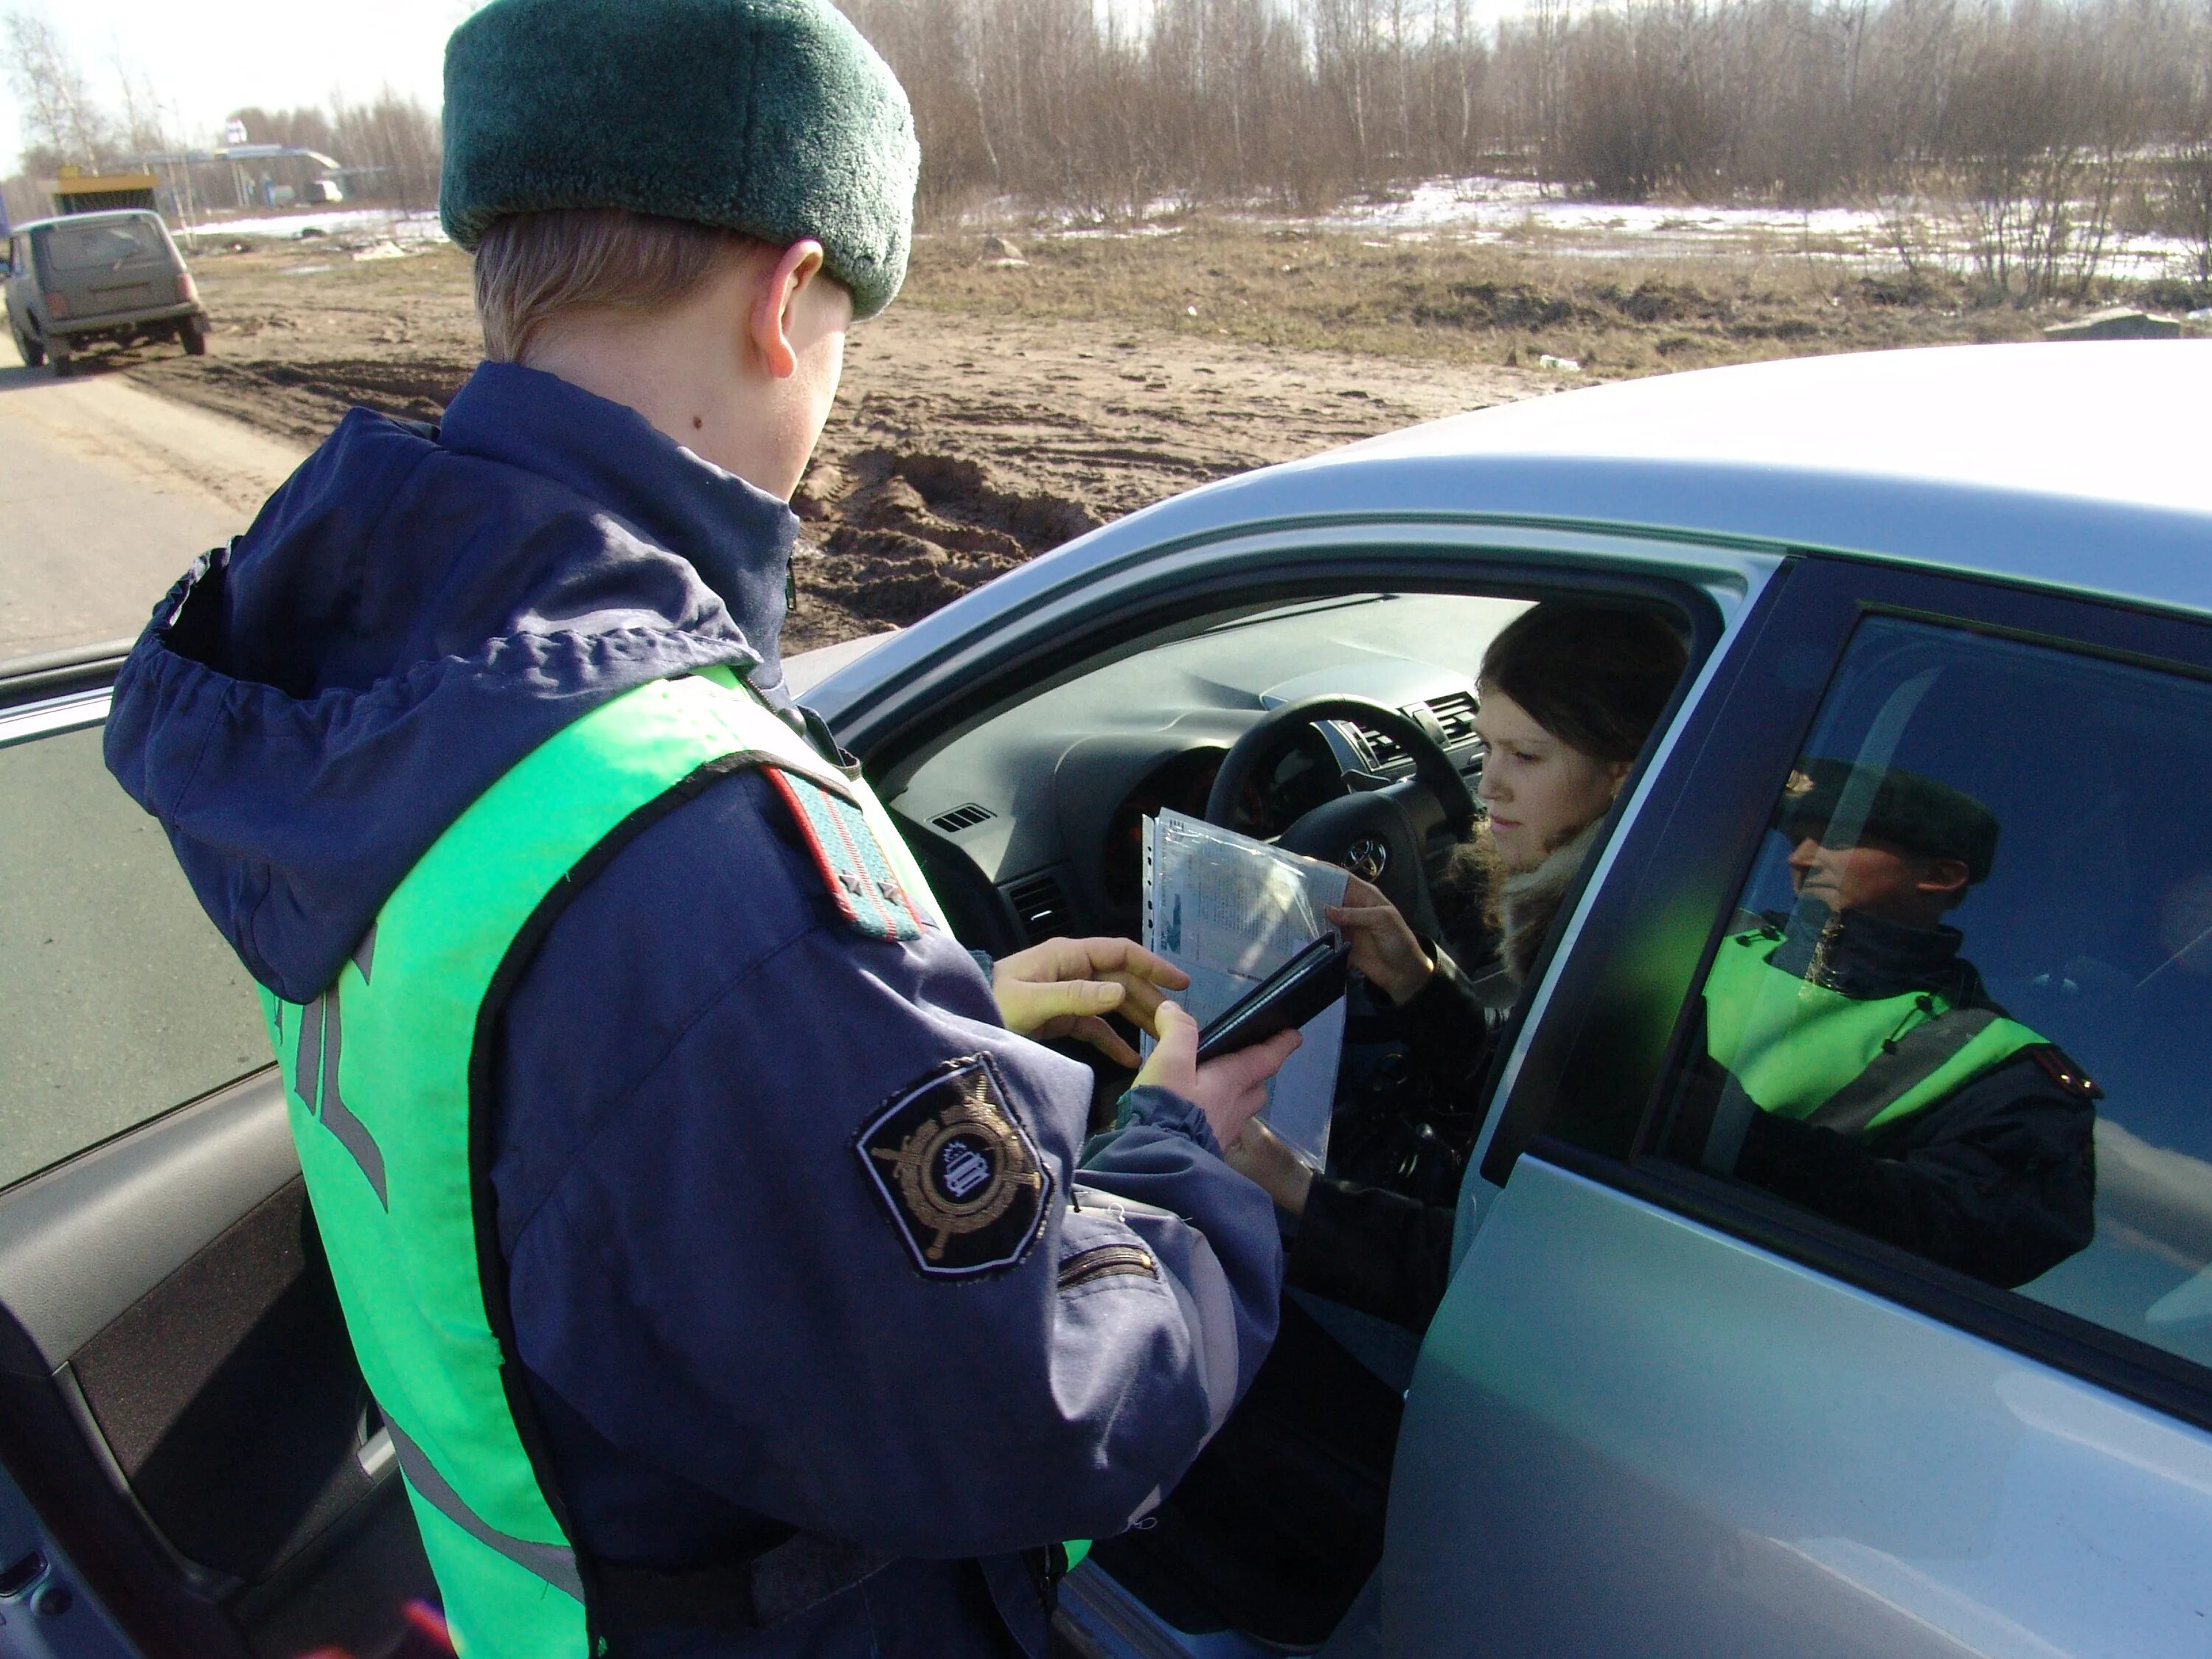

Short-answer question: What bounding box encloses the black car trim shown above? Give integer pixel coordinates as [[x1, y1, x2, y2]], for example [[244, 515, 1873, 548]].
[[0, 640, 133, 712]]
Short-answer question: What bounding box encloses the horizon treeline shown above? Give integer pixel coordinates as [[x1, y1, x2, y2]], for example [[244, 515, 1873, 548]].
[[844, 0, 2212, 220]]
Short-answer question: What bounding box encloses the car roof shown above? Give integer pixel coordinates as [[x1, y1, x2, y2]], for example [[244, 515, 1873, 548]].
[[1065, 341, 2212, 620], [13, 209, 165, 234]]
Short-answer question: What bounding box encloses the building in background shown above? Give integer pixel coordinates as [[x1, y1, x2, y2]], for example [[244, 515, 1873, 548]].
[[51, 166, 159, 215]]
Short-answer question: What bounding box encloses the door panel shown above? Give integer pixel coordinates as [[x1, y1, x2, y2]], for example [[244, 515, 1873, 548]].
[[1, 688, 434, 1657], [0, 1079, 298, 1371], [0, 1076, 436, 1656], [1388, 559, 2212, 1655], [1386, 1154, 2212, 1656]]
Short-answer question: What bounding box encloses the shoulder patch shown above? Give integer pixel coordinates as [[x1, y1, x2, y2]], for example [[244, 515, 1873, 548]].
[[856, 1057, 1051, 1279], [2028, 1044, 2103, 1101], [763, 766, 924, 942]]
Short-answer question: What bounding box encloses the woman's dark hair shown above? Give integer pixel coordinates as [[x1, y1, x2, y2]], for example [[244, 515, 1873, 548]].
[[1478, 604, 1688, 765]]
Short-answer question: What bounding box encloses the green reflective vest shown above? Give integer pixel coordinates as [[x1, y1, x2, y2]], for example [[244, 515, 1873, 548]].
[[263, 669, 940, 1658], [1702, 924, 2043, 1136]]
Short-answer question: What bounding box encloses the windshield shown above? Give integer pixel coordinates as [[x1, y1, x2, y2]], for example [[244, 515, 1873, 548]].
[[40, 218, 166, 271]]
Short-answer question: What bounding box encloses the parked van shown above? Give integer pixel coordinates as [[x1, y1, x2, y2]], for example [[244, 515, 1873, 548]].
[[4, 209, 209, 378]]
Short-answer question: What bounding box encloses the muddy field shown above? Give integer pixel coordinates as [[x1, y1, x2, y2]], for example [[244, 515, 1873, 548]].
[[113, 216, 2085, 647]]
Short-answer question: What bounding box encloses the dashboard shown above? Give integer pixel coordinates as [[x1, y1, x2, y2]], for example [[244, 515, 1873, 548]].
[[886, 592, 1530, 943]]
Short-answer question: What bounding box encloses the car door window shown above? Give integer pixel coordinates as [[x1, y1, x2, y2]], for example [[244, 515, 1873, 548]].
[[0, 716, 268, 1188], [1656, 614, 2212, 1370]]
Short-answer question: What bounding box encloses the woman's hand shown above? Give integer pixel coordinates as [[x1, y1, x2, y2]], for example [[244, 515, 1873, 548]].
[[992, 936, 1190, 1067], [1224, 1118, 1315, 1217], [1324, 874, 1435, 1005], [1134, 1001, 1301, 1152]]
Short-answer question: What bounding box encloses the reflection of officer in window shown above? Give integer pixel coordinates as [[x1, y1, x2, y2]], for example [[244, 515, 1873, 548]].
[[1677, 759, 2098, 1289]]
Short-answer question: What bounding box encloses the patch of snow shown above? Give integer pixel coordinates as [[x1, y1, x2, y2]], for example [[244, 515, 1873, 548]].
[[1297, 174, 2201, 283], [178, 208, 448, 245]]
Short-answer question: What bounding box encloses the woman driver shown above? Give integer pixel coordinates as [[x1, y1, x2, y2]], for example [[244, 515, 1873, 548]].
[[1229, 602, 1686, 1329]]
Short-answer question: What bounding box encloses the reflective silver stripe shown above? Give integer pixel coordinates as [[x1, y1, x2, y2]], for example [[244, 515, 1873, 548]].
[[384, 1417, 585, 1602], [295, 995, 322, 1107], [318, 982, 389, 1208], [1805, 1006, 2000, 1135]]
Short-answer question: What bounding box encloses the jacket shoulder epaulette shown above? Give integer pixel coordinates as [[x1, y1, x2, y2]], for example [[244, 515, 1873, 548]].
[[759, 766, 925, 943], [2025, 1043, 2103, 1101]]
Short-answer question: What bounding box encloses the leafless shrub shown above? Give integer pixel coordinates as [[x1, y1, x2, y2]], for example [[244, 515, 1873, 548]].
[[838, 0, 2211, 272], [2160, 72, 2212, 286], [1935, 14, 2112, 297]]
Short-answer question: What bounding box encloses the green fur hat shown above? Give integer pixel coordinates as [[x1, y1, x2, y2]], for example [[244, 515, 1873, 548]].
[[440, 0, 918, 319], [1777, 758, 2001, 883]]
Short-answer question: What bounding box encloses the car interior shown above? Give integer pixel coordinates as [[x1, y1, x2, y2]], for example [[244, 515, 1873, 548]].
[[0, 579, 1704, 1657]]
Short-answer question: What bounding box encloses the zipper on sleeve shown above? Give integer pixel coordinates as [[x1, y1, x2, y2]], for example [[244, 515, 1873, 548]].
[[1057, 1243, 1159, 1291]]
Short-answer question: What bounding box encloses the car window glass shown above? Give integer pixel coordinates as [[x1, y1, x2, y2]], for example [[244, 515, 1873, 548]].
[[1658, 615, 2212, 1369], [41, 218, 165, 272], [0, 720, 268, 1189]]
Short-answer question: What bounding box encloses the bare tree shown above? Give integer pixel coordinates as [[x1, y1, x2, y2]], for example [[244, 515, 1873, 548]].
[[824, 0, 2208, 277], [4, 10, 116, 168], [111, 56, 169, 156]]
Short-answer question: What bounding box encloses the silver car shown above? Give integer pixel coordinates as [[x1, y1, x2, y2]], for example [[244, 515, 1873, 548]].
[[4, 209, 209, 378], [1, 341, 2208, 1657]]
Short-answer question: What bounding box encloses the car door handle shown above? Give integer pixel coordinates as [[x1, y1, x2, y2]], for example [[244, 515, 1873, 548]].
[[358, 1419, 397, 1482]]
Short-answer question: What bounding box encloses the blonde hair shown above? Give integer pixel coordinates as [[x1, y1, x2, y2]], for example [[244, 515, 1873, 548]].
[[472, 208, 770, 363]]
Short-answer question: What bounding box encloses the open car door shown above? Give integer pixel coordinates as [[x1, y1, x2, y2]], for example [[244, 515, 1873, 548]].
[[0, 644, 437, 1658]]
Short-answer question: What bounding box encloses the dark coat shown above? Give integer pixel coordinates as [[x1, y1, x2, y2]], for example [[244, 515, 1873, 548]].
[[105, 362, 1284, 1657], [1689, 905, 2098, 1290], [1292, 888, 2098, 1335]]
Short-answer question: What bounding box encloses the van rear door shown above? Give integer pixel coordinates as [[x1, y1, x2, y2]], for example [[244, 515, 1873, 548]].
[[38, 218, 172, 323]]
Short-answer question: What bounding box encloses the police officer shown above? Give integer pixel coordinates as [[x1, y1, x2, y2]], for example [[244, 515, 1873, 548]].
[[103, 1, 1295, 1653], [1677, 759, 2098, 1288]]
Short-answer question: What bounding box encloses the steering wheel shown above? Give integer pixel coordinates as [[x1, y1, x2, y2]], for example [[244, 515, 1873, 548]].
[[1203, 695, 1478, 943]]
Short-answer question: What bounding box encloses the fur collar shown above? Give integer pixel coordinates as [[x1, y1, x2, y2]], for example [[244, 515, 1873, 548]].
[[1498, 818, 1607, 983]]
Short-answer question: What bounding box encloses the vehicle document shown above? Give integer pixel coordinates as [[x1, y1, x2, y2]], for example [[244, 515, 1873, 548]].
[[1141, 809, 1349, 1169]]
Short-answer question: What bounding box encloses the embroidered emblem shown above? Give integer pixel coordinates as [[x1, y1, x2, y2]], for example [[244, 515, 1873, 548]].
[[857, 1057, 1050, 1278], [763, 767, 923, 943]]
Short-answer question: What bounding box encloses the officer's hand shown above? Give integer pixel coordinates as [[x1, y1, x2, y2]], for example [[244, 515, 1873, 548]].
[[1135, 1001, 1301, 1152], [992, 936, 1192, 1068], [1324, 874, 1434, 1006]]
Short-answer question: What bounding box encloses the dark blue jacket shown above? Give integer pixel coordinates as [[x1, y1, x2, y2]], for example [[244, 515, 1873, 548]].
[[105, 363, 1284, 1657]]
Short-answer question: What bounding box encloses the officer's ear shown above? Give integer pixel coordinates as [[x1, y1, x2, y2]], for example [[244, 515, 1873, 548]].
[[1919, 856, 1973, 909]]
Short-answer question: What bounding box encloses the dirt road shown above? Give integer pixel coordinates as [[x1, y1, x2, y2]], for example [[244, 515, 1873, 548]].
[[0, 367, 304, 662], [119, 239, 1544, 649]]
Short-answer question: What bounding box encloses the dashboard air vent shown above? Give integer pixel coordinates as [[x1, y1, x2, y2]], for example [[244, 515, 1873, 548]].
[[931, 801, 997, 834], [1425, 690, 1478, 745], [1005, 870, 1075, 944], [1348, 723, 1405, 766]]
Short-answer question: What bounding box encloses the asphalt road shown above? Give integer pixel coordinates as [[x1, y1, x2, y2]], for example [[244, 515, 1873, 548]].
[[0, 361, 303, 663]]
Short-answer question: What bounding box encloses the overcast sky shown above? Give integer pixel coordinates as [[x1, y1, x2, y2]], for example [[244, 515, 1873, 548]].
[[2, 0, 471, 174]]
